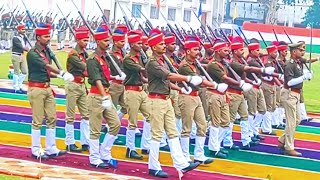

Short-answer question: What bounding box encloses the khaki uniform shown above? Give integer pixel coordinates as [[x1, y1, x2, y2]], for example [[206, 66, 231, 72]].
[[206, 55, 231, 152], [65, 45, 90, 147], [109, 47, 127, 115], [27, 43, 61, 157], [86, 50, 121, 165], [12, 34, 28, 92], [278, 59, 303, 151], [146, 55, 190, 171], [123, 50, 150, 153]]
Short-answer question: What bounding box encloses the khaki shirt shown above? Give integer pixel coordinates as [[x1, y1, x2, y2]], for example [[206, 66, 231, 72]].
[[86, 50, 110, 87], [229, 57, 245, 90], [146, 55, 171, 95], [123, 50, 144, 86], [177, 58, 199, 91], [206, 55, 227, 84], [66, 45, 87, 77], [26, 43, 51, 82], [247, 56, 263, 80], [284, 59, 303, 89]]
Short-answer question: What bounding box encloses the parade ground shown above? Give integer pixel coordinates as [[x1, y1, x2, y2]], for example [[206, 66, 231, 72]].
[[0, 50, 319, 179]]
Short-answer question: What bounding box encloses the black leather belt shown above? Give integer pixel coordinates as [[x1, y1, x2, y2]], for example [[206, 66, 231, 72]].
[[12, 52, 22, 56]]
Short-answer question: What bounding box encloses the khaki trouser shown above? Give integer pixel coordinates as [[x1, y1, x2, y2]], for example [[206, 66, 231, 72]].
[[149, 98, 179, 142], [65, 82, 89, 124], [199, 88, 209, 119], [300, 89, 304, 103], [206, 91, 230, 128], [28, 87, 56, 130], [228, 92, 248, 121], [261, 82, 276, 112], [12, 54, 28, 75], [178, 94, 207, 137], [87, 93, 120, 139], [278, 89, 301, 150], [125, 90, 150, 130], [170, 89, 181, 118], [276, 86, 281, 107], [109, 83, 127, 114], [244, 87, 266, 115]]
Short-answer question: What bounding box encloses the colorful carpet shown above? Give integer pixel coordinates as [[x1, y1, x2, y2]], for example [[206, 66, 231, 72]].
[[0, 79, 320, 180]]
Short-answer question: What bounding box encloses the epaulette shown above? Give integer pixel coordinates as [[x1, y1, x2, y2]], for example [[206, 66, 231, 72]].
[[88, 53, 96, 60], [68, 49, 79, 58]]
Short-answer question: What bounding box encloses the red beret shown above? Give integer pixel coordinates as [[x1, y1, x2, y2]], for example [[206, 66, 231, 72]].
[[35, 27, 50, 36], [213, 42, 229, 51], [203, 42, 213, 49], [141, 36, 148, 44], [184, 35, 200, 49], [128, 30, 142, 43], [75, 31, 89, 40], [116, 24, 128, 34], [248, 43, 260, 51], [75, 26, 89, 32], [266, 45, 277, 53], [231, 42, 244, 50], [17, 24, 25, 30], [148, 28, 164, 47], [277, 45, 288, 51], [94, 32, 109, 40], [164, 33, 176, 44]]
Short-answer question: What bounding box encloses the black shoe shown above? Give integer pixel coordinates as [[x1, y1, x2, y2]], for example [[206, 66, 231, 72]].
[[255, 135, 265, 140], [114, 138, 125, 145], [160, 145, 170, 152], [189, 139, 196, 144], [100, 126, 108, 133], [220, 148, 229, 154], [209, 151, 227, 159], [251, 136, 260, 142], [66, 144, 82, 152], [90, 163, 109, 169], [102, 159, 118, 168], [249, 141, 260, 146], [307, 117, 313, 122], [14, 89, 23, 94], [47, 150, 67, 157], [234, 119, 241, 124], [181, 162, 200, 173], [82, 144, 89, 151], [31, 153, 49, 160], [141, 149, 149, 155], [242, 144, 251, 150], [126, 148, 143, 160], [148, 169, 169, 178], [194, 158, 214, 165], [223, 144, 240, 150], [135, 132, 142, 137], [262, 131, 277, 135]]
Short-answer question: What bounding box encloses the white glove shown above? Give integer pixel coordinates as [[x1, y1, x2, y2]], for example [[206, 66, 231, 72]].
[[187, 76, 203, 86], [115, 72, 126, 81], [262, 76, 273, 81], [303, 72, 312, 80], [252, 78, 262, 86], [216, 83, 228, 93], [239, 80, 253, 92], [181, 86, 192, 95], [102, 96, 113, 110], [59, 71, 74, 82], [262, 67, 275, 75], [278, 74, 284, 81]]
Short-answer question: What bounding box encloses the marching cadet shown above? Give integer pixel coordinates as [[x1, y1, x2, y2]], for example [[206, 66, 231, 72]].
[[297, 41, 319, 121], [86, 25, 122, 168], [222, 38, 275, 150], [278, 42, 313, 157], [164, 32, 182, 133], [146, 28, 202, 178], [27, 23, 74, 159], [109, 24, 128, 121], [12, 24, 29, 93], [245, 41, 267, 141], [178, 36, 223, 164], [64, 27, 90, 152], [123, 30, 150, 160], [261, 45, 285, 135], [141, 36, 150, 53]]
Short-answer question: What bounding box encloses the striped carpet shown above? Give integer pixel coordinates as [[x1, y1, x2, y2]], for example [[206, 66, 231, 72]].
[[0, 79, 319, 180]]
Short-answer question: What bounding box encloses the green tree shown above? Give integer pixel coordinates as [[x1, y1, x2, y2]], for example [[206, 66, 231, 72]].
[[302, 0, 320, 28]]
